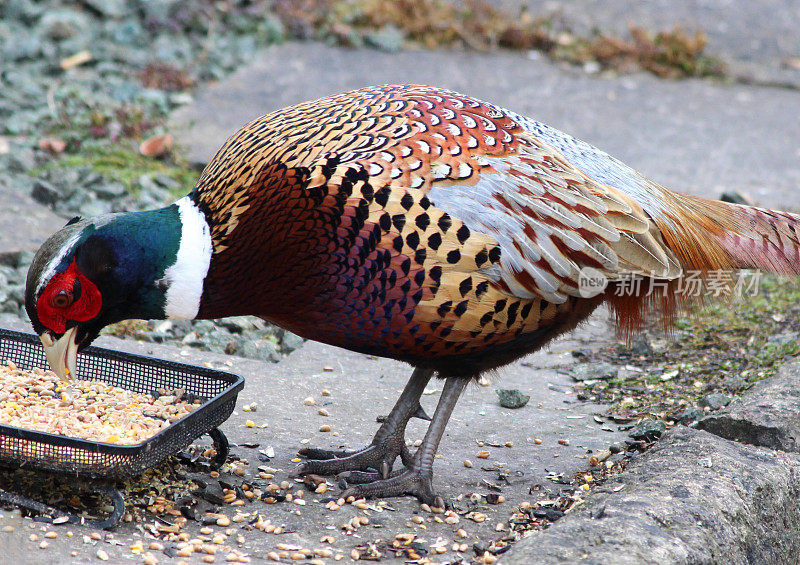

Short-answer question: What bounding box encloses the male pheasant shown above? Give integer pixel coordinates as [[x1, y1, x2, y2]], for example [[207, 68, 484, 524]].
[[25, 85, 800, 505]]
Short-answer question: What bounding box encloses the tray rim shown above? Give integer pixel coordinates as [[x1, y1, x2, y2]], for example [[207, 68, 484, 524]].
[[0, 327, 245, 458]]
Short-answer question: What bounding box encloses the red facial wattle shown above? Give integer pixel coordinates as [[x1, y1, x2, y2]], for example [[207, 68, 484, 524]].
[[37, 259, 102, 334]]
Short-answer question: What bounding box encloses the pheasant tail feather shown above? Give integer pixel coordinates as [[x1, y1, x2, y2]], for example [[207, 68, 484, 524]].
[[607, 192, 800, 336], [660, 194, 800, 275]]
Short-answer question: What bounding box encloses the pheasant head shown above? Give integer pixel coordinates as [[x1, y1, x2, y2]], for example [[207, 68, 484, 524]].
[[25, 198, 212, 378]]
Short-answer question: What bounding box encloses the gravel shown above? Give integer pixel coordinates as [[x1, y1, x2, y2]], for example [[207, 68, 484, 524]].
[[699, 392, 732, 411], [0, 0, 304, 361], [628, 420, 666, 441], [570, 361, 619, 382], [675, 407, 704, 425], [0, 0, 284, 214], [496, 388, 531, 409]]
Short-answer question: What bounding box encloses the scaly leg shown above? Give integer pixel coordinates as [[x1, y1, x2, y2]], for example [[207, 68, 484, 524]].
[[341, 375, 468, 507], [291, 367, 434, 479]]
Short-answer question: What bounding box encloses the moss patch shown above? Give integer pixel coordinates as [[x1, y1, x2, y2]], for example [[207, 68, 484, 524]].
[[37, 144, 198, 198], [102, 319, 152, 339], [576, 274, 800, 421]]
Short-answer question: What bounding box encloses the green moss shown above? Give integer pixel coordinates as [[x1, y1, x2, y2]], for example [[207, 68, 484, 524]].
[[39, 144, 198, 199], [102, 319, 151, 338], [578, 274, 800, 419]]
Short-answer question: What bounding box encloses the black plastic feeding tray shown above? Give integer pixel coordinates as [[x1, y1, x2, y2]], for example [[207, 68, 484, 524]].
[[0, 328, 244, 528]]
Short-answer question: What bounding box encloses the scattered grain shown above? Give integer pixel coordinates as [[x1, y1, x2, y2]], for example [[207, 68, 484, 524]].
[[0, 363, 196, 444], [469, 512, 487, 523]]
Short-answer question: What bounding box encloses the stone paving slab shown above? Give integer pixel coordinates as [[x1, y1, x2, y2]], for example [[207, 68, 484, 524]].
[[170, 41, 800, 212], [6, 322, 800, 565], [0, 314, 629, 563], [512, 355, 800, 563], [698, 360, 800, 452], [6, 318, 800, 564], [507, 424, 800, 564]]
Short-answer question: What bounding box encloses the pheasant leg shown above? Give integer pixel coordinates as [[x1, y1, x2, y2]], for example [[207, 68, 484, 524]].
[[340, 376, 468, 506], [291, 367, 434, 478]]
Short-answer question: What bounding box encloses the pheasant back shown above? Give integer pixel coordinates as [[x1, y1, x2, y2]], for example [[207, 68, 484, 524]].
[[190, 84, 800, 375]]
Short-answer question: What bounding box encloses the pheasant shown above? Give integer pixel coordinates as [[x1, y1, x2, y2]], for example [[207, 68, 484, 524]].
[[25, 85, 800, 505]]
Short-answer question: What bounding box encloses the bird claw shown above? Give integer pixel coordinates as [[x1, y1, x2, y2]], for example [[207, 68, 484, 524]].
[[297, 447, 358, 461], [340, 466, 444, 507], [336, 468, 403, 484], [412, 403, 432, 421], [292, 443, 401, 478], [288, 461, 313, 479]]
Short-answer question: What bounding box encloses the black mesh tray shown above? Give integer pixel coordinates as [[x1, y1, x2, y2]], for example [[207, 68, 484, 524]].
[[0, 328, 244, 480]]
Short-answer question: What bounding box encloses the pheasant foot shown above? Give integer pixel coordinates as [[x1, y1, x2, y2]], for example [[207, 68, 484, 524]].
[[341, 466, 442, 507], [337, 468, 402, 484], [339, 375, 468, 506], [293, 442, 413, 477], [291, 367, 433, 479]]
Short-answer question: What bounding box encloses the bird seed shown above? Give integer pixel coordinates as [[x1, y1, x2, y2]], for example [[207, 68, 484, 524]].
[[0, 361, 198, 445]]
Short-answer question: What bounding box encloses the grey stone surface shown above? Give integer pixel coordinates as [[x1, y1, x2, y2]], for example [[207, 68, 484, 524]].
[[506, 426, 800, 564], [0, 178, 65, 263], [698, 359, 800, 452], [570, 361, 618, 381], [1, 509, 27, 564], [496, 388, 530, 409], [4, 312, 799, 563], [699, 392, 732, 411], [628, 419, 666, 441], [497, 0, 800, 88], [170, 42, 800, 212], [0, 314, 630, 562]]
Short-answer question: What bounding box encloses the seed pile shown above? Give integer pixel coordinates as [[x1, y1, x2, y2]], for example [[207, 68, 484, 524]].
[[0, 361, 199, 445]]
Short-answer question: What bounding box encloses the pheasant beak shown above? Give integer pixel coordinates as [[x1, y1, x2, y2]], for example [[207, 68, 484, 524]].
[[40, 327, 79, 381]]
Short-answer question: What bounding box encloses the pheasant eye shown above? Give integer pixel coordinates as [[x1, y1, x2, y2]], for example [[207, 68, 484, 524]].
[[51, 289, 73, 308]]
